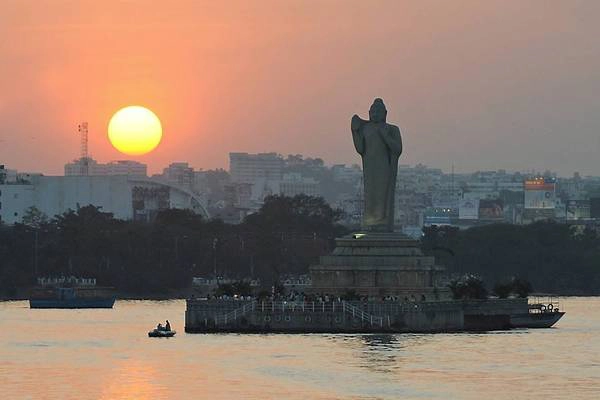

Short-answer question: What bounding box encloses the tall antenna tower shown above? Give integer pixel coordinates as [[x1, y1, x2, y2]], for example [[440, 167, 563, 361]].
[[78, 122, 89, 175], [451, 162, 455, 197]]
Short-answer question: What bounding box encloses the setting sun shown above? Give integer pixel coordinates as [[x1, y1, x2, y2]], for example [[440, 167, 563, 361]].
[[108, 106, 162, 156]]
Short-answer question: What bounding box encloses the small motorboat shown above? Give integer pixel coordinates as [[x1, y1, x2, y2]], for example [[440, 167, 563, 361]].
[[148, 329, 176, 338]]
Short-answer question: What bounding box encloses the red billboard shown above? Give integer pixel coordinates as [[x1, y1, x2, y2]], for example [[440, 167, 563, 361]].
[[524, 178, 556, 209]]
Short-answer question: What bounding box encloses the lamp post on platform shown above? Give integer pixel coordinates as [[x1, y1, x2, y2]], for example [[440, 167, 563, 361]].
[[213, 238, 218, 283]]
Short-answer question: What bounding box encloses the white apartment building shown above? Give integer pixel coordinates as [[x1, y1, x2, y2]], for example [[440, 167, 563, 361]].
[[0, 175, 208, 224], [331, 164, 362, 183], [280, 173, 319, 197], [229, 152, 284, 183], [65, 158, 147, 177], [157, 162, 195, 187]]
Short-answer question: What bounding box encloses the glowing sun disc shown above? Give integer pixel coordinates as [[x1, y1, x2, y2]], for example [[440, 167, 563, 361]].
[[108, 106, 162, 156]]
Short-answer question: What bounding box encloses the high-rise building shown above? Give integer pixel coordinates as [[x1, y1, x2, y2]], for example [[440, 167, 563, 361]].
[[331, 164, 362, 183], [104, 160, 148, 176], [280, 173, 318, 197], [159, 162, 195, 187], [65, 158, 147, 177], [229, 152, 284, 183]]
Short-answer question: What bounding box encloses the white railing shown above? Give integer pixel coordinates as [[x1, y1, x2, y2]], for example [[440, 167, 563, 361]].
[[528, 296, 561, 313], [214, 301, 256, 325], [210, 300, 389, 328], [342, 301, 385, 327]]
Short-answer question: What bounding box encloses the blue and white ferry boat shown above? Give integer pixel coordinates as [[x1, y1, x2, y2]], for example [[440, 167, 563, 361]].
[[29, 276, 116, 309]]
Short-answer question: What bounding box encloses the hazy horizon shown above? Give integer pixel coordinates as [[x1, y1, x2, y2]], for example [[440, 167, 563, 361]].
[[2, 1, 600, 176], [4, 152, 585, 179]]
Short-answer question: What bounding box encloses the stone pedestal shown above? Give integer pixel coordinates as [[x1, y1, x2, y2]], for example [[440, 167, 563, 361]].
[[309, 232, 448, 300]]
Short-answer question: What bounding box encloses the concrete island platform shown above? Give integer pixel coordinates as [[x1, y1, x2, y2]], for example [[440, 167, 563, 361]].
[[185, 232, 528, 334], [185, 298, 528, 333]]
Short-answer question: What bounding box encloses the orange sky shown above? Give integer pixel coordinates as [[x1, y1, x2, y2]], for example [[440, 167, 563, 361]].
[[1, 1, 600, 175]]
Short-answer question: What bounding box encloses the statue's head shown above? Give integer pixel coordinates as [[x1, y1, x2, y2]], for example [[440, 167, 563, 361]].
[[369, 98, 387, 123]]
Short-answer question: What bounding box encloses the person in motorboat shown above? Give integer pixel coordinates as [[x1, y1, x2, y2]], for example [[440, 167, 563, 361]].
[[165, 320, 171, 331], [156, 323, 164, 331]]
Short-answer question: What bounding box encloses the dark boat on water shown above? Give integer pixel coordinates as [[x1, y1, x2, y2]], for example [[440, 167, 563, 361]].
[[148, 329, 176, 338], [29, 277, 116, 309], [510, 297, 565, 328]]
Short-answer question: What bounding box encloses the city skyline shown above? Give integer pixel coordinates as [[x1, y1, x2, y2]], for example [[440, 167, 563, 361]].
[[2, 151, 591, 179], [2, 2, 600, 176], [3, 149, 597, 228]]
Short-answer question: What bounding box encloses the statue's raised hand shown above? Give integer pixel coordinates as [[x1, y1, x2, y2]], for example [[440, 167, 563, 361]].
[[351, 114, 366, 133]]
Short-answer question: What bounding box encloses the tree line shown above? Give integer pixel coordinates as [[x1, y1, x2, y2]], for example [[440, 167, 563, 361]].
[[0, 194, 347, 297], [2, 195, 599, 298], [422, 222, 600, 295]]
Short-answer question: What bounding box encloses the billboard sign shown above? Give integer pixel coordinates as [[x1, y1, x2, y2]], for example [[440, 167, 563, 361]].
[[524, 178, 556, 209], [423, 207, 457, 226], [479, 199, 504, 220]]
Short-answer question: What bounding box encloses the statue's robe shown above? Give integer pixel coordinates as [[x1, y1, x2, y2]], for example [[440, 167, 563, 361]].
[[352, 121, 402, 231]]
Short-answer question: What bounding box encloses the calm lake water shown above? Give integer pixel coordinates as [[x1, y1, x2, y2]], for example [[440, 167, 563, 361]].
[[1, 297, 599, 399]]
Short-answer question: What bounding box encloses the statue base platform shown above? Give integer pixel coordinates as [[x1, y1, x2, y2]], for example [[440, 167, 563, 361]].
[[309, 232, 448, 300]]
